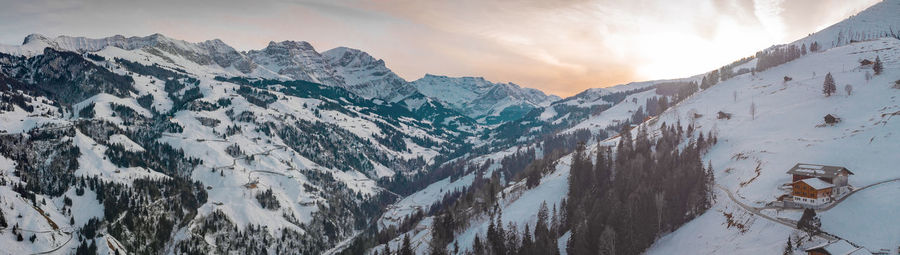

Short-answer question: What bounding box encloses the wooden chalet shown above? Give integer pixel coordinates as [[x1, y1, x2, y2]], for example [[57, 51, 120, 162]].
[[792, 178, 834, 205], [787, 163, 854, 207], [787, 163, 853, 184]]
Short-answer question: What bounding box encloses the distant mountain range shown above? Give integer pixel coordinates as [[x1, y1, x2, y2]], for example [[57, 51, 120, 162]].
[[1, 33, 560, 125]]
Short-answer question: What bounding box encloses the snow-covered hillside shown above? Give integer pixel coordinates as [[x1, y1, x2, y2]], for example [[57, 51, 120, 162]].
[[794, 0, 900, 51], [646, 37, 900, 255], [378, 37, 900, 255]]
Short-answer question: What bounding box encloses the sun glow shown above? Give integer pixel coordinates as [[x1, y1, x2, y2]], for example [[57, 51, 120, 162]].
[[630, 16, 779, 80]]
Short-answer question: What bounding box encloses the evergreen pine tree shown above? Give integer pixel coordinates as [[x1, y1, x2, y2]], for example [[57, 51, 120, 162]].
[[400, 234, 413, 255], [520, 224, 534, 255], [493, 212, 507, 255], [797, 208, 822, 237], [473, 234, 485, 255], [874, 55, 884, 75], [505, 222, 519, 255], [784, 237, 793, 255], [89, 240, 98, 254], [0, 208, 7, 228], [823, 73, 836, 96]]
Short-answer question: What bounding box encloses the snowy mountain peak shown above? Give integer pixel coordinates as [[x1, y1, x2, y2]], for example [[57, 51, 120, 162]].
[[322, 47, 384, 70], [412, 74, 559, 124], [264, 40, 317, 51], [22, 33, 51, 45], [322, 46, 416, 102], [2, 33, 259, 73], [247, 40, 344, 86]]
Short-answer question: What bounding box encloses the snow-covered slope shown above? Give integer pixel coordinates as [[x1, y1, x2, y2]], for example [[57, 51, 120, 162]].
[[794, 0, 900, 51], [412, 74, 561, 124], [323, 47, 417, 103], [646, 37, 900, 255]]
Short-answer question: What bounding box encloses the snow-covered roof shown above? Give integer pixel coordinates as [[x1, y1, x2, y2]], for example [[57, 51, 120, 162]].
[[787, 163, 853, 178], [799, 178, 835, 190], [805, 240, 873, 255]]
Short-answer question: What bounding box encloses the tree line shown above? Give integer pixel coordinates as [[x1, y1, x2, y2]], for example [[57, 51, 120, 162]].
[[566, 122, 716, 255]]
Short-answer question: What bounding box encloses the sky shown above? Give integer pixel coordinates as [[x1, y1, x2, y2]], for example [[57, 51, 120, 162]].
[[0, 0, 883, 97]]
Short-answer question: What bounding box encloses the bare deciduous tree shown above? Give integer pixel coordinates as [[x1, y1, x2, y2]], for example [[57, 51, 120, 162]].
[[750, 101, 757, 120]]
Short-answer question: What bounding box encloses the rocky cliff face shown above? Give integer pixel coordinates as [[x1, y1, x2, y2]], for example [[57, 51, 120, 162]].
[[323, 47, 417, 102], [246, 40, 345, 86]]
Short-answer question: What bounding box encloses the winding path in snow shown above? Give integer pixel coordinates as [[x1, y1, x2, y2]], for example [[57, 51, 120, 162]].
[[717, 185, 800, 230], [718, 177, 900, 248], [716, 185, 843, 242], [817, 177, 900, 211], [29, 231, 73, 255]]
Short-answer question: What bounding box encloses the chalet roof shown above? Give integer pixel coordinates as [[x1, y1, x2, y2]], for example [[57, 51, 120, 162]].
[[787, 163, 853, 178], [799, 178, 834, 190], [805, 240, 872, 255]]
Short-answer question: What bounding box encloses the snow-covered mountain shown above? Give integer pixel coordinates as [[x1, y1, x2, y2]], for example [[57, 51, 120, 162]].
[[0, 37, 477, 253], [368, 1, 900, 254], [0, 35, 425, 109], [412, 74, 561, 125], [245, 40, 345, 86], [0, 33, 259, 74], [0, 33, 566, 126], [322, 47, 418, 103]]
